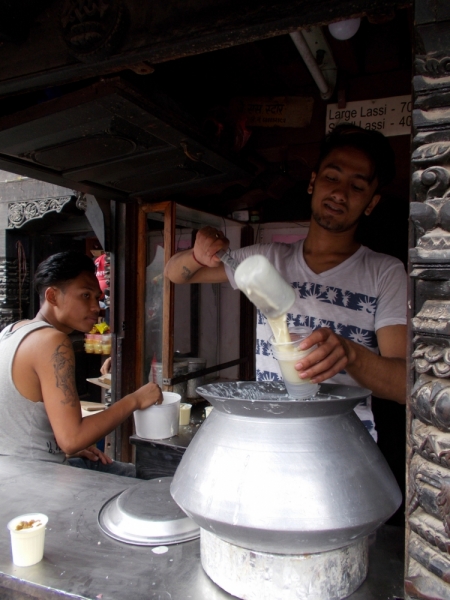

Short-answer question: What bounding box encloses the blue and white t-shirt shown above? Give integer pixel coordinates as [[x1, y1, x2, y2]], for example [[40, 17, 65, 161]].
[[225, 241, 407, 440]]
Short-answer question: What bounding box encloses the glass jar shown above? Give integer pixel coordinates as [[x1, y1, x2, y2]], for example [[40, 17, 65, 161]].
[[101, 334, 112, 355], [93, 334, 103, 354], [84, 334, 96, 354]]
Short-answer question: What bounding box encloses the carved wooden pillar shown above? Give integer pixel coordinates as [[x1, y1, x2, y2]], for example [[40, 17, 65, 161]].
[[406, 1, 450, 597]]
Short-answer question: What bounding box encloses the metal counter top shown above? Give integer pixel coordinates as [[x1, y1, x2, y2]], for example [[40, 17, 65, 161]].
[[0, 456, 405, 600]]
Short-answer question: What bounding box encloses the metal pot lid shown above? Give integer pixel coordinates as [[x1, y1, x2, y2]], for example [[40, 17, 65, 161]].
[[98, 476, 199, 546]]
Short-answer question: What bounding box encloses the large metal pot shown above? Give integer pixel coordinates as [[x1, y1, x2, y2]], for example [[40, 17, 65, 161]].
[[170, 382, 401, 555]]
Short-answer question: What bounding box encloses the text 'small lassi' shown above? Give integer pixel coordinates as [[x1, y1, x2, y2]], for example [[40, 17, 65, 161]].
[[234, 255, 318, 398]]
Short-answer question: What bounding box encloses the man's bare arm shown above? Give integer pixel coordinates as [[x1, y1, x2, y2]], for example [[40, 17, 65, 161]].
[[164, 248, 228, 284], [51, 339, 78, 406], [295, 324, 407, 403], [164, 226, 229, 284], [34, 331, 162, 455]]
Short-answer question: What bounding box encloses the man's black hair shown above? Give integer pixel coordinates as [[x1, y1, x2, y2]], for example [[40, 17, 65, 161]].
[[34, 251, 96, 302], [316, 124, 396, 190]]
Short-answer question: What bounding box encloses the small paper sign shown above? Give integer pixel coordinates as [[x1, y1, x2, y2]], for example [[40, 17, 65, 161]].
[[232, 96, 314, 128], [326, 95, 412, 137]]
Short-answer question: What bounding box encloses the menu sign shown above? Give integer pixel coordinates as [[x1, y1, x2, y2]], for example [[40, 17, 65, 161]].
[[326, 95, 412, 137]]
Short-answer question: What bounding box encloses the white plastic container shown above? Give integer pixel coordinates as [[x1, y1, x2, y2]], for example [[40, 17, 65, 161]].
[[134, 392, 181, 440], [7, 513, 48, 567], [234, 254, 295, 319]]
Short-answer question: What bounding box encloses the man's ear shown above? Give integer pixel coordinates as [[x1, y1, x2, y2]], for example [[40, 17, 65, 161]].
[[308, 172, 317, 195], [45, 286, 58, 307], [364, 194, 381, 216]]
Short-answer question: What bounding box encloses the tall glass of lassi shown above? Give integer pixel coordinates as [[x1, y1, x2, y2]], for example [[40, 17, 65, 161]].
[[269, 326, 319, 399]]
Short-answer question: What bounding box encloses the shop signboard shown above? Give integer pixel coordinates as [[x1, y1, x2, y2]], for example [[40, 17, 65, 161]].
[[232, 96, 314, 128]]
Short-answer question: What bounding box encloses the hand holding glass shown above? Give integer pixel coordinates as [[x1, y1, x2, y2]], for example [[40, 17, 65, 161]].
[[270, 327, 319, 399]]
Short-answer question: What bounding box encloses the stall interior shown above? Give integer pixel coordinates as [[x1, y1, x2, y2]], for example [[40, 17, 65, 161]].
[[144, 204, 245, 400], [0, 4, 413, 518]]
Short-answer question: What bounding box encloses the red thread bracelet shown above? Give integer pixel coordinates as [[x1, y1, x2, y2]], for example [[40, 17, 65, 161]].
[[192, 252, 207, 267]]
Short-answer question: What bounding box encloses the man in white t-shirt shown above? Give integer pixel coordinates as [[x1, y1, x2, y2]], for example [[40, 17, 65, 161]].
[[165, 125, 407, 437]]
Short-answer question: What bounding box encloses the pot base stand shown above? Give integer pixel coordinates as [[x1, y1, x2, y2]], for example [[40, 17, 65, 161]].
[[201, 528, 368, 600]]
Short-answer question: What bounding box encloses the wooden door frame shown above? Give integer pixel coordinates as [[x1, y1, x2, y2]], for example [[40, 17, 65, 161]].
[[136, 201, 176, 392]]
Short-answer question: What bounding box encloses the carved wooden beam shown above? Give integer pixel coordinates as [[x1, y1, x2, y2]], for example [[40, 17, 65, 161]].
[[407, 1, 450, 596], [0, 0, 411, 97], [7, 195, 73, 228]]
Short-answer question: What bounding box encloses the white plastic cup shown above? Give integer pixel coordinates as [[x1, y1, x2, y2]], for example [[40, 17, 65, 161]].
[[204, 406, 213, 418], [134, 392, 181, 440], [7, 513, 48, 567], [179, 403, 192, 425], [270, 327, 319, 399]]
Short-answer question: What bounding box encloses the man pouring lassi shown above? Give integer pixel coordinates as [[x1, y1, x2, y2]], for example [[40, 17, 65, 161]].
[[234, 254, 319, 398], [165, 124, 407, 439]]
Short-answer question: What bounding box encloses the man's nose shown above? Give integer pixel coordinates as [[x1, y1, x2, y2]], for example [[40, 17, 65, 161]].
[[331, 181, 349, 201]]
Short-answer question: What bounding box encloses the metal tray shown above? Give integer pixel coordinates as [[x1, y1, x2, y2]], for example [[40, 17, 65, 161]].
[[98, 476, 199, 546]]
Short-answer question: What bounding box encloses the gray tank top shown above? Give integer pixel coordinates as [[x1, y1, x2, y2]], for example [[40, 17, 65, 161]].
[[0, 321, 66, 464]]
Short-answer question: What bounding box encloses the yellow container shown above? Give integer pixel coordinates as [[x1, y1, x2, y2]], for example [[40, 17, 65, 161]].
[[85, 333, 111, 355], [84, 334, 96, 353]]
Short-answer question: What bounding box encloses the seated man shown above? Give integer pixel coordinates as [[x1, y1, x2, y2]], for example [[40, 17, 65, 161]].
[[0, 251, 162, 476]]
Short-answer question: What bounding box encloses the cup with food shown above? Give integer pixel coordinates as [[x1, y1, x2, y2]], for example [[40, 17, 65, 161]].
[[7, 513, 48, 567]]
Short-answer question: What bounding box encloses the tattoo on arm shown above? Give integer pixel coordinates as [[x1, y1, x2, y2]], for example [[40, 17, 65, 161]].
[[182, 265, 193, 281], [51, 340, 78, 406]]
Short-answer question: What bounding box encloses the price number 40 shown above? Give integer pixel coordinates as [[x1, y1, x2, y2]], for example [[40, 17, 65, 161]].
[[399, 101, 412, 127]]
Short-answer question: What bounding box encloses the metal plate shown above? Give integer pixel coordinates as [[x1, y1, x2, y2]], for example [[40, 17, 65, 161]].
[[196, 381, 371, 401], [98, 476, 199, 546], [194, 382, 372, 419]]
